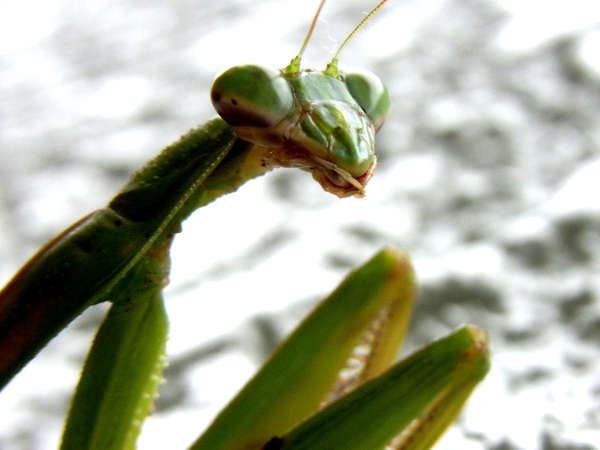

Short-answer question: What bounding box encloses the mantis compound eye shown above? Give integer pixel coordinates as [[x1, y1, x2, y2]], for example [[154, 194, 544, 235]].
[[211, 64, 294, 128], [344, 69, 390, 132]]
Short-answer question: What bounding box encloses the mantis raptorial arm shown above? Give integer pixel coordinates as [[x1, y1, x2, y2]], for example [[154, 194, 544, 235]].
[[189, 248, 489, 450], [0, 119, 266, 388]]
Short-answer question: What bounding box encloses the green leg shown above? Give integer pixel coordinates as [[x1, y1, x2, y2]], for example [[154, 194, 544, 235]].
[[60, 238, 171, 450], [279, 325, 489, 450], [189, 248, 489, 450]]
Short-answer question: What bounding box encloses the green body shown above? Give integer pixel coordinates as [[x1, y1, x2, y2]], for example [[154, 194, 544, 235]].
[[0, 1, 489, 448], [0, 119, 259, 387]]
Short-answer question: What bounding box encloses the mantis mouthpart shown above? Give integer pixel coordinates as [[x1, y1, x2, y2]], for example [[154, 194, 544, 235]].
[[0, 0, 489, 449]]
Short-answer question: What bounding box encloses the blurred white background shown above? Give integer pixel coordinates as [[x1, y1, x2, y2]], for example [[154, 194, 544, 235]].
[[1, 0, 600, 448]]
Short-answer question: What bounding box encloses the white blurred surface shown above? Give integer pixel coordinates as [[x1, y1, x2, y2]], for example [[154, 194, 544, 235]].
[[1, 0, 600, 449]]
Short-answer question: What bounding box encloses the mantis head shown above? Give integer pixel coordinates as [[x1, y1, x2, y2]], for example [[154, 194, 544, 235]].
[[211, 0, 390, 198]]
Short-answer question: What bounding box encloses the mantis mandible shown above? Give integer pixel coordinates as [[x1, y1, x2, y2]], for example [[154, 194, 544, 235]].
[[0, 1, 490, 449]]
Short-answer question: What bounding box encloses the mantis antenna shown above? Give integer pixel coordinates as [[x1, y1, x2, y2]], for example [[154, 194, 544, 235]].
[[285, 0, 327, 74], [285, 0, 389, 76], [324, 0, 389, 76]]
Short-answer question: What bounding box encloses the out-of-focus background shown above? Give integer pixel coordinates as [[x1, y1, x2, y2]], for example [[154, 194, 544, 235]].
[[1, 0, 600, 448]]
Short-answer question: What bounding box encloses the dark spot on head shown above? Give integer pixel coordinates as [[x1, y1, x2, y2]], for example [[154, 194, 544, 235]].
[[113, 219, 123, 227], [77, 238, 93, 253], [231, 98, 237, 105]]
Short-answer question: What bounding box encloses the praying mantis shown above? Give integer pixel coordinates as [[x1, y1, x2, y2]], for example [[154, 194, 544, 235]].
[[0, 0, 490, 448]]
